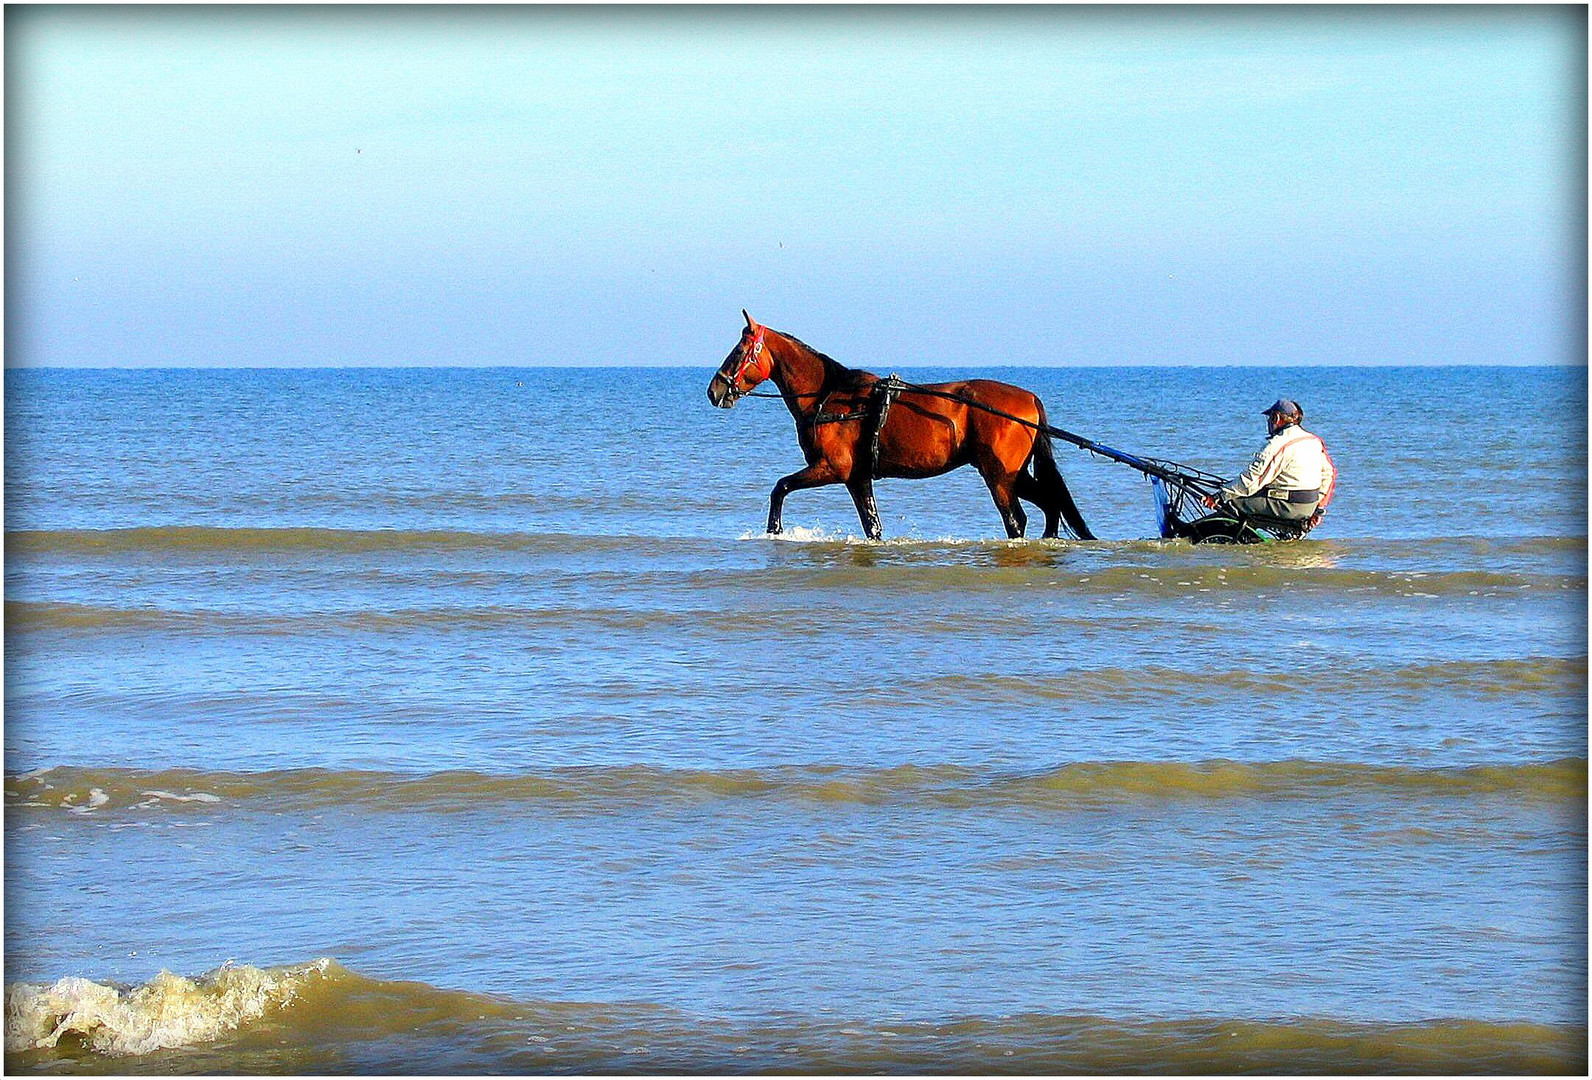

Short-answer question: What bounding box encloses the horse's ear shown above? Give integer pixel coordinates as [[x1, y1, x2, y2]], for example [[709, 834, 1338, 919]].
[[743, 309, 755, 329]]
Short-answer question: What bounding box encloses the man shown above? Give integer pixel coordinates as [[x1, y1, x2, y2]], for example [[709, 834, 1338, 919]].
[[1199, 398, 1336, 531]]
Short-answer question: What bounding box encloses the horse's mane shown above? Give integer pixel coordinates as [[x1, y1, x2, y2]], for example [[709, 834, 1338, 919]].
[[778, 331, 873, 393]]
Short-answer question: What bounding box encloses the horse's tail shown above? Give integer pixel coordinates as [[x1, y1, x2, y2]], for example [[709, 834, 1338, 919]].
[[1029, 400, 1095, 540]]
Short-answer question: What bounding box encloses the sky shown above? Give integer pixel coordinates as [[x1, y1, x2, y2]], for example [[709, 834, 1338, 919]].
[[5, 5, 1585, 368]]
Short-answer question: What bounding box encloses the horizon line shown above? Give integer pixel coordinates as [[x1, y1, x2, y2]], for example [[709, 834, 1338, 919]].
[[6, 361, 1585, 373]]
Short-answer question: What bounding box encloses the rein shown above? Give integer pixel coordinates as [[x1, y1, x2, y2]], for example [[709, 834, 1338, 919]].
[[894, 382, 1226, 494]]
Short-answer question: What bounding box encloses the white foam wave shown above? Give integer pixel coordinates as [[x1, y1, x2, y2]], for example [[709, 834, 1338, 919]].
[[65, 788, 110, 816], [736, 525, 857, 542], [735, 527, 1028, 547], [5, 959, 331, 1056]]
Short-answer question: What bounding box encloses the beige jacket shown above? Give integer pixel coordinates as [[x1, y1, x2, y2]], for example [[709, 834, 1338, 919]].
[[1220, 423, 1337, 503]]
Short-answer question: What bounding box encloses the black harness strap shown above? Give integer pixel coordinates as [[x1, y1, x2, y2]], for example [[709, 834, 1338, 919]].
[[866, 375, 903, 478], [812, 403, 866, 424], [806, 375, 904, 479]]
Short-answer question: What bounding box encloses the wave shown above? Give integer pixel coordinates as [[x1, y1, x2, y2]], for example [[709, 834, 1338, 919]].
[[752, 561, 1584, 598], [5, 526, 660, 557], [284, 489, 744, 515], [2, 600, 851, 639], [5, 576, 1583, 638], [7, 524, 1583, 581], [883, 658, 1588, 707], [4, 959, 1583, 1073], [8, 759, 1584, 816], [6, 601, 1581, 709], [5, 961, 326, 1058], [17, 596, 1583, 695], [4, 599, 1143, 641]]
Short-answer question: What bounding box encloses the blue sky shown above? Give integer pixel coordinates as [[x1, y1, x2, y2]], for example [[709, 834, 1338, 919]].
[[6, 5, 1584, 367]]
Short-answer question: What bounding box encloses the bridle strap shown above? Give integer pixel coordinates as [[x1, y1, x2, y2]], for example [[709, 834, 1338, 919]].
[[724, 324, 771, 401]]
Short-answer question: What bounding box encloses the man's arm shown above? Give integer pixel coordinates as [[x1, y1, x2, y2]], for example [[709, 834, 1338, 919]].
[[1220, 443, 1279, 500], [1317, 445, 1338, 508]]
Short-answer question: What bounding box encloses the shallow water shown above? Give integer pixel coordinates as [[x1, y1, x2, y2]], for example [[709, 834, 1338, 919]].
[[4, 365, 1587, 1072]]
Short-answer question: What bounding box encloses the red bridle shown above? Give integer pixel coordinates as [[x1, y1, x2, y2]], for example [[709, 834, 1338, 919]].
[[726, 323, 771, 394]]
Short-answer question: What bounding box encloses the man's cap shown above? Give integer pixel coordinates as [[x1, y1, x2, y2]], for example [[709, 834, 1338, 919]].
[[1261, 398, 1301, 417]]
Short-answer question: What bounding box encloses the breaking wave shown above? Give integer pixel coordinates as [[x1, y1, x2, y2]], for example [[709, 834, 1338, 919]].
[[4, 959, 1583, 1073], [5, 960, 329, 1057]]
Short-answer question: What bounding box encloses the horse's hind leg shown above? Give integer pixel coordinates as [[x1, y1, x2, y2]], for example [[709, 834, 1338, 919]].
[[982, 470, 1026, 539], [767, 461, 838, 535], [1014, 472, 1060, 538], [846, 475, 883, 541]]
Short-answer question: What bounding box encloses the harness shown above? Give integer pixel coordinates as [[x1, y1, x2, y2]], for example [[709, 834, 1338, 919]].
[[812, 374, 905, 479]]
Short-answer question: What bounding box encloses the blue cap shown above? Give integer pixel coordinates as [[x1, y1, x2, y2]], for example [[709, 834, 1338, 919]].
[[1262, 398, 1301, 417]]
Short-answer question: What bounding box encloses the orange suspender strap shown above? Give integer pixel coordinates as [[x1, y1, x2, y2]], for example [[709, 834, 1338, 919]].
[[1318, 442, 1338, 509]]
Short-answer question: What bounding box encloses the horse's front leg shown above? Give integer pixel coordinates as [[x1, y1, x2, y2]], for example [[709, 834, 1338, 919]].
[[767, 462, 839, 535], [847, 475, 883, 541]]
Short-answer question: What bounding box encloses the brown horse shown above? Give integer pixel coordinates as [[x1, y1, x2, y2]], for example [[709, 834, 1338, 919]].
[[707, 312, 1093, 541]]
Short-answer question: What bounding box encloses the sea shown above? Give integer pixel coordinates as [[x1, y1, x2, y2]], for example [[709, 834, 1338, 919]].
[[3, 363, 1587, 1074]]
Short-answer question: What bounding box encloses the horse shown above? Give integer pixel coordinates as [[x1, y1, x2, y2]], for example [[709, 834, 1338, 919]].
[[707, 311, 1093, 541]]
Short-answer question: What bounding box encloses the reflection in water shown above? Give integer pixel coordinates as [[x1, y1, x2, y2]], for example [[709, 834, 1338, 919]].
[[1239, 539, 1345, 571], [736, 531, 1567, 578], [989, 541, 1072, 570]]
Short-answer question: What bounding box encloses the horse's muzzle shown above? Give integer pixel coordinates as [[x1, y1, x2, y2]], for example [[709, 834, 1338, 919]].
[[707, 373, 737, 408]]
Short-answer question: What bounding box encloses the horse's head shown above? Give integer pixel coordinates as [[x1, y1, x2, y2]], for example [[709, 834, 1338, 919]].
[[707, 310, 774, 408]]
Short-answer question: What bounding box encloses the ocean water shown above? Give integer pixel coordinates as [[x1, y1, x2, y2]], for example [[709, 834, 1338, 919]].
[[4, 363, 1587, 1073]]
